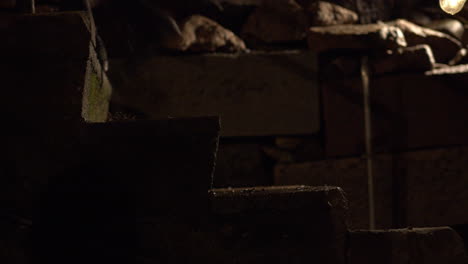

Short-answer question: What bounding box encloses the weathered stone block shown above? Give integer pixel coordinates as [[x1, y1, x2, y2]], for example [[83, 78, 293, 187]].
[[77, 117, 220, 217], [34, 117, 220, 264], [308, 23, 407, 53], [0, 12, 111, 218], [349, 227, 468, 264], [108, 50, 319, 137], [275, 156, 393, 229], [207, 186, 348, 264], [214, 142, 269, 188], [322, 69, 468, 157], [275, 145, 468, 229]]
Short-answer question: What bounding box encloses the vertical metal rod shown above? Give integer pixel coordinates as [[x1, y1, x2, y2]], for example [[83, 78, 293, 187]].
[[361, 56, 376, 230], [30, 0, 35, 14]]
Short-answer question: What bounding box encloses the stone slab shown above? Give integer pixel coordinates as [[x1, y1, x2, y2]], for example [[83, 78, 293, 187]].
[[275, 155, 393, 229], [349, 227, 468, 264], [108, 50, 320, 137], [34, 117, 220, 264], [275, 145, 468, 229], [206, 186, 348, 264], [321, 69, 468, 158]]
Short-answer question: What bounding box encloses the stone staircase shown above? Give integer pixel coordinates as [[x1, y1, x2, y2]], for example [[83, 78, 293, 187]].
[[1, 10, 468, 264]]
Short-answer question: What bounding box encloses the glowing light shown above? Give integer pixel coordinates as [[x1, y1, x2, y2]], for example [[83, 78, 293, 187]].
[[440, 0, 467, 15]]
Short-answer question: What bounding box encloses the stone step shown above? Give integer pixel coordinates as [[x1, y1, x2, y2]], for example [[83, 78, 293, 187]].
[[34, 117, 220, 264], [274, 145, 468, 229], [139, 185, 348, 264], [107, 50, 320, 137], [349, 227, 468, 264], [0, 11, 111, 219]]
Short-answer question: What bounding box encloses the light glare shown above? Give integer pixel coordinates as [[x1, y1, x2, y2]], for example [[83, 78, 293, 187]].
[[440, 0, 467, 15]]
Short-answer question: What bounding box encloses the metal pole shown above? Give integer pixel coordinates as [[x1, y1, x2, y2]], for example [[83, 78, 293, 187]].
[[361, 56, 376, 230]]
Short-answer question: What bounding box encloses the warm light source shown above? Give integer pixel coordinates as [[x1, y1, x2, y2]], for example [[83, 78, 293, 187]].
[[440, 0, 466, 15]]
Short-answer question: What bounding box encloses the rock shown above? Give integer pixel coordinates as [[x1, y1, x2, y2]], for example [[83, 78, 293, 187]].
[[389, 19, 462, 63], [241, 0, 309, 44], [307, 23, 407, 53], [209, 186, 348, 264], [174, 15, 247, 52], [307, 1, 358, 26], [371, 44, 435, 75], [349, 227, 468, 264], [427, 19, 465, 40]]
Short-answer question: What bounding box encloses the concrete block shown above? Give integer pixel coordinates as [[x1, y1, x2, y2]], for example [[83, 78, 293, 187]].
[[349, 227, 468, 264], [108, 50, 320, 137]]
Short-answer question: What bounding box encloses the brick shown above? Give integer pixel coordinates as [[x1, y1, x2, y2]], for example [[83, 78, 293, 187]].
[[206, 186, 348, 264], [349, 227, 468, 264], [108, 50, 319, 137]]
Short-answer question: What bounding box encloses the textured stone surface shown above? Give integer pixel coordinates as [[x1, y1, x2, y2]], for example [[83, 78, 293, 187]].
[[35, 117, 220, 264], [371, 44, 435, 75], [308, 23, 407, 53], [208, 186, 348, 264], [275, 145, 468, 229], [241, 0, 309, 44], [214, 142, 269, 188], [389, 19, 462, 63], [274, 156, 393, 229], [321, 70, 468, 157], [0, 11, 111, 219], [0, 12, 94, 60], [307, 1, 358, 26], [163, 15, 246, 52], [138, 186, 348, 264], [108, 50, 319, 137], [349, 227, 468, 264]]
